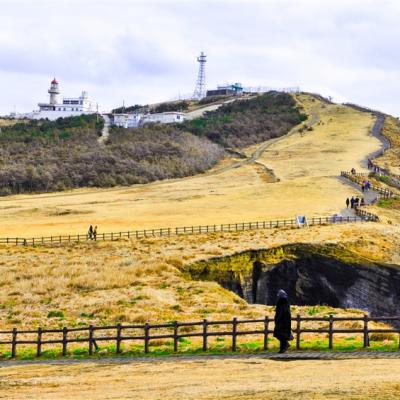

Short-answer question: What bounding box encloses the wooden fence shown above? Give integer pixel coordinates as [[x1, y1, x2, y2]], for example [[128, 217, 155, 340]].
[[1, 315, 399, 358], [341, 171, 394, 198], [0, 215, 368, 247]]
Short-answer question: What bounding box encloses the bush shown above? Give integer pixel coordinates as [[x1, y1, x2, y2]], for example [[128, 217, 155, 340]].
[[47, 310, 64, 318]]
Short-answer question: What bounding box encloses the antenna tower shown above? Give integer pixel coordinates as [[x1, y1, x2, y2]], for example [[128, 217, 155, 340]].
[[192, 51, 207, 100]]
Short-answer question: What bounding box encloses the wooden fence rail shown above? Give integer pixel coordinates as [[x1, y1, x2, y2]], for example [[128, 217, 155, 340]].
[[0, 215, 370, 247], [341, 171, 394, 198], [1, 315, 399, 358]]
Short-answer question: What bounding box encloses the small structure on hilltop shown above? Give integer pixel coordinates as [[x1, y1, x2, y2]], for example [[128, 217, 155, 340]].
[[141, 111, 189, 125], [13, 78, 98, 120], [206, 82, 243, 97], [112, 113, 142, 128], [110, 111, 190, 128]]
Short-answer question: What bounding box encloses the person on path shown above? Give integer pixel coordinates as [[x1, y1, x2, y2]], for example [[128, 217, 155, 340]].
[[273, 289, 293, 354], [346, 198, 350, 208], [355, 196, 360, 207], [93, 226, 97, 241], [88, 225, 93, 240], [360, 198, 365, 206], [350, 196, 355, 209]]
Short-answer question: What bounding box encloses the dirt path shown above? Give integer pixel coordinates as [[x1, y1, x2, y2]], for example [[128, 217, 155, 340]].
[[1, 357, 400, 399], [98, 114, 110, 144]]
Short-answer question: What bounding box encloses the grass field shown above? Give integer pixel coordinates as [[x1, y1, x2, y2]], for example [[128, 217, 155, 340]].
[[0, 94, 381, 238], [1, 358, 400, 399], [0, 222, 398, 330]]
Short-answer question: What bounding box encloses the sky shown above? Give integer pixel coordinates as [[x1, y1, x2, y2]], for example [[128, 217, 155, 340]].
[[0, 0, 399, 116]]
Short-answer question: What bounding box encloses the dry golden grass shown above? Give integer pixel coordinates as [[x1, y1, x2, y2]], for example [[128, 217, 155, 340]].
[[0, 94, 380, 238], [376, 115, 400, 175], [0, 222, 398, 330], [1, 358, 400, 399]]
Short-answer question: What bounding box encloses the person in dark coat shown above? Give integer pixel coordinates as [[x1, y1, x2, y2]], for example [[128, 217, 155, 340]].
[[273, 290, 293, 353], [350, 196, 355, 209], [346, 198, 350, 208], [88, 225, 93, 240]]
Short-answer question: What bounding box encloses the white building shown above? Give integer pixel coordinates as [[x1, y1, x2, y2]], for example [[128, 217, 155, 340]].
[[112, 113, 142, 128], [28, 78, 98, 120], [141, 112, 189, 125]]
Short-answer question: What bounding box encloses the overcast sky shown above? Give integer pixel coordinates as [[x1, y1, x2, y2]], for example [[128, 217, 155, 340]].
[[1, 0, 399, 116]]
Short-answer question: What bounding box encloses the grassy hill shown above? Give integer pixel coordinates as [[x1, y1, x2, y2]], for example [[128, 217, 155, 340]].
[[0, 92, 305, 196]]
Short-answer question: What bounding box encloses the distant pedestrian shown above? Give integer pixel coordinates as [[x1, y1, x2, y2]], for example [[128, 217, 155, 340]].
[[361, 183, 365, 192], [273, 290, 293, 354], [360, 198, 365, 206], [355, 196, 360, 207], [346, 198, 350, 208], [350, 196, 355, 209], [93, 226, 97, 241], [351, 168, 356, 175], [88, 225, 93, 240]]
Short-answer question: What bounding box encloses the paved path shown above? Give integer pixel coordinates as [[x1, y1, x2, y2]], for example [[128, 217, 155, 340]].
[[1, 351, 399, 368]]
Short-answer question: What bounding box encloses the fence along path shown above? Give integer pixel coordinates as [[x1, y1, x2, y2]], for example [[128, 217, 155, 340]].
[[0, 215, 370, 246], [340, 171, 394, 199], [2, 315, 399, 358]]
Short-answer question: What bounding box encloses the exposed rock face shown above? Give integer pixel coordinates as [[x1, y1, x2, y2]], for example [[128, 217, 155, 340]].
[[185, 245, 400, 322]]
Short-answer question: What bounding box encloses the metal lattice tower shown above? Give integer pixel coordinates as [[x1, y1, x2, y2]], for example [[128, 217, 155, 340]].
[[192, 52, 207, 100]]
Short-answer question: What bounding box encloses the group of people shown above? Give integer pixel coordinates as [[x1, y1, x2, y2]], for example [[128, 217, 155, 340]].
[[346, 196, 365, 209], [367, 158, 382, 174], [87, 225, 98, 240], [361, 180, 371, 192]]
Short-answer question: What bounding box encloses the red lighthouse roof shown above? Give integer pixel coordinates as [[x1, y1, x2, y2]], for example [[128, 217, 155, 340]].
[[51, 77, 59, 84]]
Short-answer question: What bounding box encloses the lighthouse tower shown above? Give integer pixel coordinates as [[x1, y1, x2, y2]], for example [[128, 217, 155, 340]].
[[48, 78, 60, 105]]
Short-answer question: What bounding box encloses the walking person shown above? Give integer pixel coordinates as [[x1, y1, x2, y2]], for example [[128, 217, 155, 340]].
[[93, 226, 97, 241], [88, 225, 93, 240], [355, 196, 360, 207], [273, 290, 293, 354], [350, 196, 355, 209], [346, 198, 350, 208]]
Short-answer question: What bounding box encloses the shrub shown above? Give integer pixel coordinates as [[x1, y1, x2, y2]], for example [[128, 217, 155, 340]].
[[47, 310, 64, 318]]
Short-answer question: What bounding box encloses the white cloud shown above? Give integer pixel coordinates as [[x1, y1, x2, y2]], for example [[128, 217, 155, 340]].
[[0, 0, 399, 116]]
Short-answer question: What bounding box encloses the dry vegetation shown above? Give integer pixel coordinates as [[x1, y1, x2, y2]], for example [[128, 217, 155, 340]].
[[375, 115, 400, 175], [0, 223, 398, 331]]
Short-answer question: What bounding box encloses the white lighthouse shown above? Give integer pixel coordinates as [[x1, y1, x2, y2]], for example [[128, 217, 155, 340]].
[[32, 77, 97, 120], [48, 78, 60, 105]]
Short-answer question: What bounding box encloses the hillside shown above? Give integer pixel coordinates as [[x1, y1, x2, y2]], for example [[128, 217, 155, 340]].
[[183, 91, 306, 148], [0, 116, 222, 195], [0, 93, 382, 238], [0, 92, 304, 196]]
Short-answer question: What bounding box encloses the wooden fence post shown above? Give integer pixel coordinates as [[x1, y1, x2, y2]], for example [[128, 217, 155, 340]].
[[116, 323, 122, 354], [88, 325, 95, 355], [232, 317, 237, 352], [62, 327, 68, 356], [296, 314, 301, 350], [173, 322, 178, 352], [144, 323, 150, 354], [11, 328, 17, 358], [363, 315, 369, 347], [202, 319, 208, 352], [264, 316, 269, 350], [37, 327, 42, 357], [328, 314, 333, 350]]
